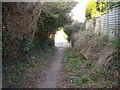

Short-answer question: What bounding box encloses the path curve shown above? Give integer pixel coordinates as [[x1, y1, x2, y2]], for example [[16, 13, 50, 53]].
[[36, 48, 65, 88]]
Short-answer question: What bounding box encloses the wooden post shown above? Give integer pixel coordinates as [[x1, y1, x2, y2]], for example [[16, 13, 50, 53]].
[[107, 0, 109, 41]]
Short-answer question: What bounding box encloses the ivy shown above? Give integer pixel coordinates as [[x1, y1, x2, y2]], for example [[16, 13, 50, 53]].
[[22, 37, 31, 53]]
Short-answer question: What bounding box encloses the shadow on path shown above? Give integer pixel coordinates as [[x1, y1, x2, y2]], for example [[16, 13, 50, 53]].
[[36, 48, 65, 88]]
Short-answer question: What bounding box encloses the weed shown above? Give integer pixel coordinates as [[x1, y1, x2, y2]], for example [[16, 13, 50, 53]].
[[64, 48, 73, 53], [80, 76, 89, 84], [68, 52, 79, 59], [92, 75, 99, 83], [68, 60, 82, 71], [64, 48, 79, 62], [74, 76, 89, 85], [108, 38, 119, 48]]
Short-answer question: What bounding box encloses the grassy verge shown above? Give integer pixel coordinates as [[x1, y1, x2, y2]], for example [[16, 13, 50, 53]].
[[2, 46, 57, 88], [58, 47, 118, 88]]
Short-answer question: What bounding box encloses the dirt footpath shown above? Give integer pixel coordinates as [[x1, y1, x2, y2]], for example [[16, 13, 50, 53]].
[[36, 48, 65, 88]]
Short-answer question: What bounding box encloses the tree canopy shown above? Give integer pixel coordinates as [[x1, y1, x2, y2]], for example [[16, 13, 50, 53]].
[[85, 0, 120, 20], [2, 2, 77, 62], [34, 2, 77, 46], [85, 0, 107, 19]]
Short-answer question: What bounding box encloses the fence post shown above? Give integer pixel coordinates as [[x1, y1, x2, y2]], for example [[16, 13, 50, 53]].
[[107, 0, 109, 41]]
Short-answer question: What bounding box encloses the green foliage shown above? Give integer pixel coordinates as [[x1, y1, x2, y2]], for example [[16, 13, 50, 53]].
[[2, 31, 32, 63], [80, 76, 89, 84], [85, 0, 120, 20], [85, 0, 107, 20], [68, 60, 81, 71], [64, 47, 74, 52], [64, 25, 73, 38], [3, 45, 57, 85], [92, 75, 99, 83], [2, 2, 76, 87], [22, 37, 31, 53], [107, 2, 120, 8], [62, 47, 118, 88], [3, 48, 14, 57], [64, 48, 80, 62], [71, 76, 89, 87], [85, 0, 97, 20], [35, 2, 76, 46], [96, 1, 107, 12], [64, 47, 86, 63], [68, 52, 79, 59], [108, 38, 119, 48], [2, 2, 76, 64], [2, 32, 15, 60], [15, 64, 26, 75], [63, 48, 90, 87], [64, 21, 84, 45]]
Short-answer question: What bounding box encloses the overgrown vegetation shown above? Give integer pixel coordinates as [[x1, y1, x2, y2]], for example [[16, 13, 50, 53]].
[[85, 0, 107, 20], [59, 47, 118, 88], [33, 2, 76, 47], [2, 1, 119, 88], [57, 0, 119, 88], [2, 2, 76, 87], [3, 46, 57, 87], [64, 21, 85, 46], [2, 2, 76, 63]]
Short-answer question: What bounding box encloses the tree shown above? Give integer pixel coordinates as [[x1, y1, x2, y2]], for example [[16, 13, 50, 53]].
[[34, 2, 77, 46], [85, 0, 107, 20], [85, 0, 120, 20], [2, 2, 77, 62]]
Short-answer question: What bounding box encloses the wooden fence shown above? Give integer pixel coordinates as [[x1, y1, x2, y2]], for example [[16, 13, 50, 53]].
[[94, 5, 120, 39], [86, 5, 120, 39]]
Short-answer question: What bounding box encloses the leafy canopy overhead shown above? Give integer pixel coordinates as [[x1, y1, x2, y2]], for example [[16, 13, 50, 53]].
[[34, 2, 77, 45]]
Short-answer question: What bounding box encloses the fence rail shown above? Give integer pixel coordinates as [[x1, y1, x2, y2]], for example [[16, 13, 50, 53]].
[[86, 5, 120, 40]]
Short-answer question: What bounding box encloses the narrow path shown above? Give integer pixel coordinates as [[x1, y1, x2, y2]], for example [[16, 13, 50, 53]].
[[36, 48, 65, 88]]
